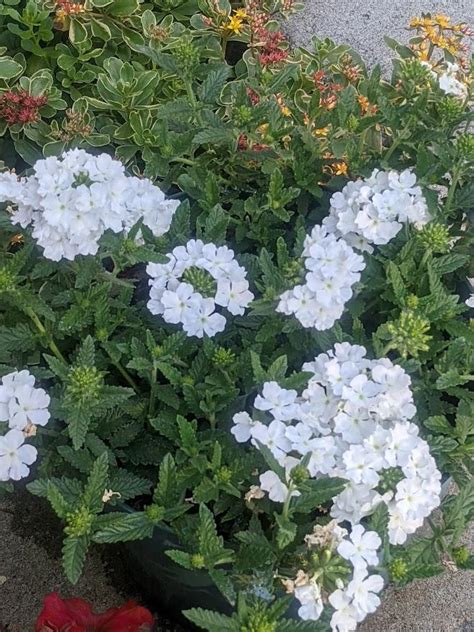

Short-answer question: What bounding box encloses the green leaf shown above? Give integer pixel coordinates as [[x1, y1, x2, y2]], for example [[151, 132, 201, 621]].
[[209, 568, 236, 605], [198, 66, 231, 103], [293, 477, 346, 513], [436, 370, 472, 390], [93, 512, 154, 543], [154, 453, 180, 506], [81, 453, 109, 514], [110, 470, 151, 502], [193, 128, 233, 146], [46, 483, 71, 519], [107, 0, 140, 16], [76, 335, 95, 367], [62, 535, 90, 584], [275, 513, 297, 549], [67, 407, 91, 451], [386, 261, 406, 303], [430, 254, 469, 276], [267, 355, 288, 381], [165, 549, 194, 570], [0, 56, 23, 79], [184, 608, 238, 631]]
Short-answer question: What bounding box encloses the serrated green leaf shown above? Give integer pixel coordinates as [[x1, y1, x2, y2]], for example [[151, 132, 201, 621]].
[[93, 512, 154, 543], [81, 453, 109, 514], [62, 535, 90, 584]]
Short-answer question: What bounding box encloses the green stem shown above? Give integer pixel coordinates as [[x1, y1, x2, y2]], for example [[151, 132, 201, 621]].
[[282, 483, 295, 520], [148, 366, 157, 417], [382, 126, 410, 165], [103, 346, 141, 394], [25, 307, 66, 363], [445, 166, 461, 213], [171, 157, 197, 166], [185, 80, 203, 126]]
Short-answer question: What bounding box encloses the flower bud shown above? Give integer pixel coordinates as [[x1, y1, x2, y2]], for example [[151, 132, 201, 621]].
[[452, 545, 469, 566], [191, 553, 205, 569], [417, 222, 451, 253], [65, 507, 94, 537], [386, 310, 431, 358], [389, 557, 408, 581], [144, 504, 164, 524]]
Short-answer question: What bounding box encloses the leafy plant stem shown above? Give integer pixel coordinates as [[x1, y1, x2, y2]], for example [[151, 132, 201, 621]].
[[185, 80, 203, 126], [445, 165, 461, 213], [103, 346, 141, 394], [148, 366, 157, 417], [25, 306, 66, 363]]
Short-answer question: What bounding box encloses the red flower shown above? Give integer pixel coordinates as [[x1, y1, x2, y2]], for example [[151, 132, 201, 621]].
[[0, 90, 47, 126], [35, 593, 154, 632]]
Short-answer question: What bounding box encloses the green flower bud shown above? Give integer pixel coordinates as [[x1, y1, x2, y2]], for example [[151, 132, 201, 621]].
[[66, 366, 103, 403], [283, 260, 305, 284], [377, 467, 404, 493], [65, 507, 94, 537], [0, 268, 15, 292], [386, 310, 432, 358], [406, 294, 419, 310], [417, 222, 451, 254], [182, 266, 216, 298], [144, 504, 164, 524], [181, 375, 194, 386], [215, 466, 233, 484], [95, 327, 108, 342], [122, 237, 138, 254], [346, 113, 359, 132], [234, 105, 253, 126], [389, 557, 408, 581], [212, 347, 236, 368], [290, 464, 310, 485], [399, 59, 433, 88], [436, 97, 465, 126], [452, 545, 469, 566], [152, 345, 163, 359], [456, 133, 474, 160], [173, 39, 200, 75], [191, 553, 205, 569]]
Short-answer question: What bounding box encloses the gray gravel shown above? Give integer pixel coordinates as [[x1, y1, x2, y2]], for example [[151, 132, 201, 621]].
[[285, 0, 474, 72]]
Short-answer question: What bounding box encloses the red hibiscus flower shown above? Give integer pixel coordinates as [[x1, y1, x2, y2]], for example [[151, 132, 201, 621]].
[[35, 593, 154, 632]]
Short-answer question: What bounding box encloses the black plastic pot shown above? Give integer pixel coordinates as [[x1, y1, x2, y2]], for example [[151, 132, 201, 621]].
[[119, 504, 233, 617]]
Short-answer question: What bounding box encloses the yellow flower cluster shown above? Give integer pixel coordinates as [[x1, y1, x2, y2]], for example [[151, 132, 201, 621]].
[[225, 9, 248, 34], [409, 14, 473, 59]]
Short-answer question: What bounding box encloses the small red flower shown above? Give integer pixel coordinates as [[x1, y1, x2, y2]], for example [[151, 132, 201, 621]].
[[35, 593, 154, 632], [0, 90, 47, 126]]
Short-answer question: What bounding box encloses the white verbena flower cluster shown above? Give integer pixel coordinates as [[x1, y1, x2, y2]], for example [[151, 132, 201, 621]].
[[146, 239, 253, 338], [0, 149, 179, 261], [0, 370, 50, 482], [438, 62, 468, 99], [276, 226, 365, 330], [291, 520, 385, 631], [324, 169, 430, 252], [232, 343, 441, 546]]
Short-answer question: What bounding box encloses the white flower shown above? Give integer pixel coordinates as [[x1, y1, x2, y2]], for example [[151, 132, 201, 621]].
[[294, 579, 324, 621], [231, 412, 255, 443], [230, 344, 442, 549], [251, 420, 291, 463], [346, 568, 384, 616], [438, 63, 468, 98], [277, 227, 365, 331], [161, 283, 201, 325], [254, 382, 299, 422], [0, 371, 50, 431], [7, 384, 50, 430], [337, 524, 381, 569], [259, 470, 289, 503], [0, 429, 37, 481], [0, 150, 178, 261], [329, 589, 361, 632], [325, 169, 430, 250], [182, 298, 226, 338], [147, 239, 252, 337]]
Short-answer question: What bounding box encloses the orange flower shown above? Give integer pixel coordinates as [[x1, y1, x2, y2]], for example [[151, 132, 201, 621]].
[[313, 125, 330, 137], [332, 162, 348, 176]]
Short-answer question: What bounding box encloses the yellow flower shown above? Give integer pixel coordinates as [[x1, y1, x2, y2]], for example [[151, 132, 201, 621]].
[[434, 14, 451, 28], [313, 126, 330, 137], [226, 15, 244, 34], [332, 162, 348, 176], [234, 8, 248, 18]]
